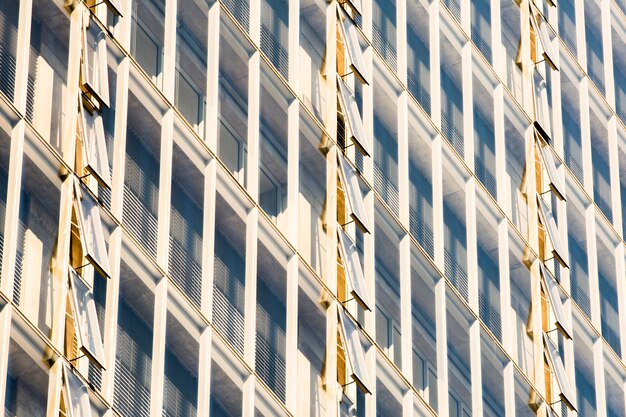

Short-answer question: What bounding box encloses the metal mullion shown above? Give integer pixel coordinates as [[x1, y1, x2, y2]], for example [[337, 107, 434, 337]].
[[162, 0, 178, 101], [242, 208, 259, 417], [593, 338, 608, 417], [586, 196, 601, 330], [205, 2, 221, 153], [156, 110, 174, 269], [149, 276, 168, 417], [466, 178, 479, 314], [197, 327, 213, 417], [284, 254, 298, 412], [462, 41, 475, 170], [469, 319, 483, 417], [396, 0, 407, 87], [0, 300, 12, 417], [201, 159, 217, 320], [399, 234, 412, 382], [435, 277, 449, 417]]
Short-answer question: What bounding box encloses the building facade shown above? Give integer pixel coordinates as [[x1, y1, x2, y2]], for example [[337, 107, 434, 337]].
[[0, 0, 625, 415]]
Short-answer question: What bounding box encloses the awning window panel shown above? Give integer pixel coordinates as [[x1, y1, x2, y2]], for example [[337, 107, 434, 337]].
[[74, 181, 112, 278], [535, 132, 565, 201], [543, 333, 577, 410], [532, 69, 553, 142], [338, 6, 370, 85], [79, 104, 112, 188], [338, 307, 372, 394], [536, 195, 569, 268], [337, 227, 371, 310], [539, 262, 572, 339], [63, 364, 94, 417], [529, 5, 558, 71], [337, 74, 370, 157], [69, 268, 106, 369], [81, 15, 110, 108], [337, 151, 371, 233]]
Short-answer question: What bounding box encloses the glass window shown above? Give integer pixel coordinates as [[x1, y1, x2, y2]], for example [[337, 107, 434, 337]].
[[481, 331, 505, 417], [337, 75, 370, 156], [63, 364, 93, 417], [372, 0, 397, 71], [446, 286, 473, 417], [163, 311, 199, 417], [504, 99, 528, 235], [596, 218, 621, 355], [538, 262, 572, 339], [74, 182, 112, 278], [122, 91, 161, 259], [536, 133, 565, 200], [501, 0, 522, 99], [529, 5, 558, 70], [338, 306, 371, 393], [82, 15, 110, 108], [210, 354, 245, 416], [113, 259, 155, 417], [131, 0, 164, 86], [261, 0, 289, 77], [79, 104, 112, 189], [536, 195, 569, 268], [69, 268, 107, 369], [176, 0, 208, 137], [299, 108, 328, 277], [255, 224, 289, 402], [584, 0, 605, 94], [213, 182, 248, 354], [218, 18, 251, 187], [102, 0, 123, 16], [543, 333, 576, 410], [337, 151, 371, 233], [471, 0, 492, 63], [532, 69, 552, 142], [472, 69, 497, 199], [0, 0, 20, 103], [169, 141, 204, 308], [406, 0, 430, 113], [440, 31, 464, 157], [299, 0, 328, 121], [338, 7, 369, 85], [28, 0, 71, 152], [338, 227, 370, 310], [567, 184, 590, 317]]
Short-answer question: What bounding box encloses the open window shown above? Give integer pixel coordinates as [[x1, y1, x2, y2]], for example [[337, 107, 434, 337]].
[[532, 69, 553, 142], [337, 74, 370, 157], [81, 14, 110, 108], [337, 227, 371, 310], [529, 4, 558, 71], [63, 364, 94, 417], [536, 195, 569, 268], [535, 132, 565, 201], [338, 306, 372, 394], [337, 151, 371, 233], [68, 267, 107, 369], [539, 262, 572, 339], [79, 103, 111, 189], [542, 333, 577, 411], [337, 6, 369, 85], [87, 0, 124, 17], [73, 180, 112, 278], [338, 0, 362, 17]]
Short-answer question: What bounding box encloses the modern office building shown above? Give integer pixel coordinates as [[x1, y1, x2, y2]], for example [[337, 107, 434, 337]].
[[0, 0, 624, 415]]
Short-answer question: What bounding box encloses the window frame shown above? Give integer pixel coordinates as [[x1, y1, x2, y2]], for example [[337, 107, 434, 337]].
[[337, 151, 371, 233], [337, 74, 370, 157], [338, 306, 372, 394], [532, 68, 553, 142], [542, 333, 577, 410], [339, 0, 362, 17], [68, 267, 107, 369], [538, 262, 572, 339], [337, 6, 370, 85], [536, 194, 569, 268], [337, 227, 371, 310]]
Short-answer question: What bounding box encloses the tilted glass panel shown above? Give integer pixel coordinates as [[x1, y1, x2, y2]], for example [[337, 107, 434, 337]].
[[81, 15, 110, 107], [338, 6, 370, 84], [338, 307, 371, 393], [337, 74, 370, 156], [536, 133, 565, 201], [340, 0, 362, 17], [529, 4, 558, 70], [74, 182, 112, 278], [79, 104, 112, 189], [69, 268, 107, 369], [338, 227, 371, 310], [103, 0, 124, 16], [543, 333, 576, 410], [63, 364, 93, 417], [532, 68, 552, 142], [538, 262, 572, 339], [337, 151, 371, 233], [536, 195, 569, 268]]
